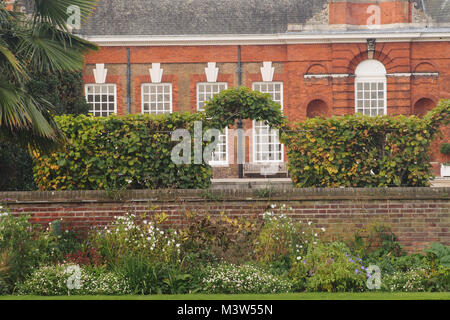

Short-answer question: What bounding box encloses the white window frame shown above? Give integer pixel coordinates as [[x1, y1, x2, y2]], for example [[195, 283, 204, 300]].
[[197, 82, 229, 165], [141, 83, 173, 115], [85, 84, 117, 117], [355, 60, 387, 116], [252, 82, 284, 163]]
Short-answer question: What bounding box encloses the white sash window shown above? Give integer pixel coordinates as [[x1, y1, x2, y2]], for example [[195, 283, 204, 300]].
[[252, 82, 284, 163], [85, 84, 117, 117], [142, 83, 172, 114], [197, 82, 228, 165]]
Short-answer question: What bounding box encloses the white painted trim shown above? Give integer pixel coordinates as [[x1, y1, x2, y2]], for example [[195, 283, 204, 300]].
[[260, 62, 275, 82], [149, 63, 163, 83], [205, 62, 219, 83], [80, 31, 450, 46], [386, 72, 439, 77], [93, 63, 107, 84], [304, 74, 352, 79], [305, 72, 439, 79]]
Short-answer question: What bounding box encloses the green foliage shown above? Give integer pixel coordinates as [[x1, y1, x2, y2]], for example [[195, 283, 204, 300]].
[[0, 0, 98, 151], [0, 70, 88, 192], [349, 224, 404, 261], [382, 268, 428, 292], [440, 143, 450, 155], [90, 213, 182, 267], [201, 263, 292, 294], [114, 253, 192, 295], [203, 86, 287, 130], [290, 242, 368, 292], [282, 100, 450, 187], [253, 206, 320, 270], [424, 243, 450, 268], [0, 142, 37, 191], [16, 264, 131, 296], [33, 113, 213, 190], [0, 204, 84, 293], [180, 211, 261, 265], [26, 71, 89, 116], [0, 209, 42, 291], [0, 249, 11, 295], [252, 187, 276, 199]]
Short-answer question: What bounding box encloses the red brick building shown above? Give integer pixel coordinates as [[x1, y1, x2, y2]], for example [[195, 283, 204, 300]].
[[28, 0, 450, 177]]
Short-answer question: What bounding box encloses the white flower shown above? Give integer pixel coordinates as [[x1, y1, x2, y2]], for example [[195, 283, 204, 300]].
[[296, 256, 301, 261], [308, 221, 312, 226], [321, 227, 326, 232]]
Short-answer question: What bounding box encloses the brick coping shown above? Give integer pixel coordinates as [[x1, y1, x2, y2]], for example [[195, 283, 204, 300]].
[[1, 187, 449, 204]]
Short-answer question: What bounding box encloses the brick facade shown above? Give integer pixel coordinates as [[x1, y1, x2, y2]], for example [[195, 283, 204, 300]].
[[4, 0, 449, 177], [82, 40, 450, 177], [2, 188, 449, 253]]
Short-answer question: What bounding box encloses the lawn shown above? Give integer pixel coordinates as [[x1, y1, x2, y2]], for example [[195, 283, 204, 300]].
[[0, 292, 449, 300]]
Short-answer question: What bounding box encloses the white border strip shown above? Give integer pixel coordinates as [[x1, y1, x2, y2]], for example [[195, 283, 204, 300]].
[[80, 31, 450, 46], [304, 72, 439, 79]]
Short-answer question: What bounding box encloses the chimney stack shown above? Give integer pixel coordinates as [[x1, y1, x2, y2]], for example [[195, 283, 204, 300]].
[[328, 0, 412, 26]]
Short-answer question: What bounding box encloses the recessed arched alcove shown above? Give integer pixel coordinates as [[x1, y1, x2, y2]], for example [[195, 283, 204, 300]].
[[306, 99, 329, 118], [413, 98, 435, 117]]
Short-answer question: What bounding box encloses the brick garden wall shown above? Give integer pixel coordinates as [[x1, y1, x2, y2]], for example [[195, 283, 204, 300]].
[[1, 188, 449, 253]]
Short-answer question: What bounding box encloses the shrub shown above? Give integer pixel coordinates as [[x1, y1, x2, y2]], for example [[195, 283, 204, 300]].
[[0, 205, 85, 292], [282, 100, 450, 187], [179, 211, 261, 266], [201, 263, 292, 294], [33, 113, 213, 191], [290, 242, 369, 292], [0, 207, 43, 291], [26, 70, 90, 116], [0, 250, 11, 295], [65, 247, 104, 267], [424, 266, 450, 292], [91, 213, 182, 266], [16, 264, 131, 296], [254, 205, 321, 271], [0, 143, 37, 191], [424, 242, 450, 268], [382, 268, 428, 292], [113, 253, 193, 295], [440, 143, 450, 155]]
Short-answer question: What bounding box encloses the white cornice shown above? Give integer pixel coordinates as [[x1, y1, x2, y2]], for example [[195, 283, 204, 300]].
[[80, 31, 450, 46]]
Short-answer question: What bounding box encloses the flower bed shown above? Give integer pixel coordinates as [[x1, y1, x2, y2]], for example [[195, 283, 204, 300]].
[[0, 203, 448, 295]]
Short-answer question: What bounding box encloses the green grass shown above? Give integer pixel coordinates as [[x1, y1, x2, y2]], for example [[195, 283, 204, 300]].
[[1, 292, 449, 300]]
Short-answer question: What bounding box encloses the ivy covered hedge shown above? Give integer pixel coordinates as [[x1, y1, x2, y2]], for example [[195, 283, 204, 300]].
[[33, 113, 212, 191], [282, 100, 450, 188]]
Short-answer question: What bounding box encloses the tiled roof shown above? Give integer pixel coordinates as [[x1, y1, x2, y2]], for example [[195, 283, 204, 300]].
[[18, 0, 450, 36], [77, 0, 329, 35]]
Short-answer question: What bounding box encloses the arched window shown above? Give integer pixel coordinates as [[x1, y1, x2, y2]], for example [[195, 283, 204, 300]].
[[355, 60, 387, 116]]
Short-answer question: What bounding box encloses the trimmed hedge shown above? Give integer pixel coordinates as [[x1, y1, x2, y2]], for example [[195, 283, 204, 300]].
[[33, 113, 212, 190], [282, 100, 450, 188]]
